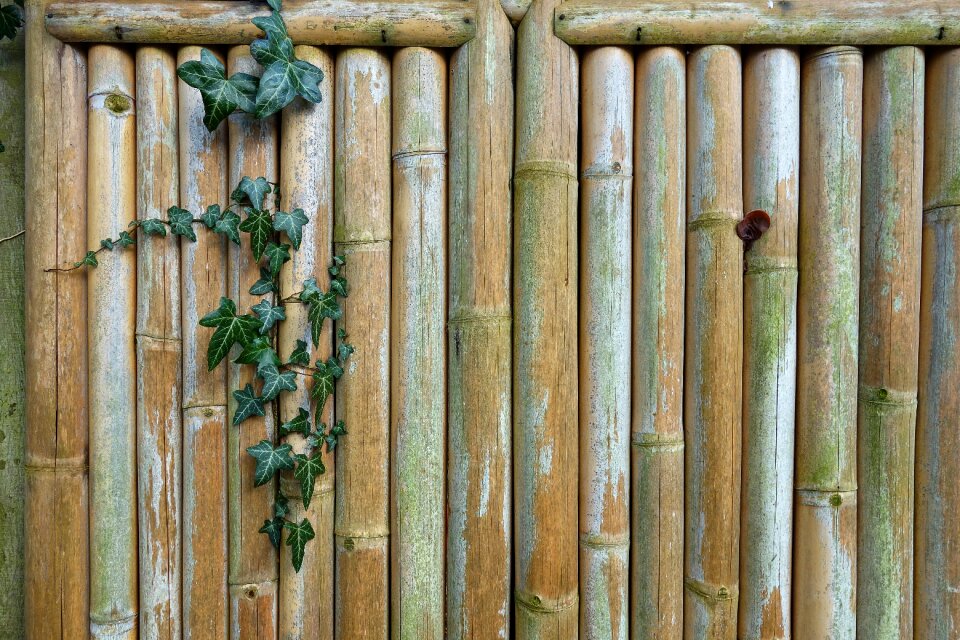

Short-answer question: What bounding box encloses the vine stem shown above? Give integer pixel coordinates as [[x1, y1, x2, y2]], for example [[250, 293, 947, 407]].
[[0, 229, 24, 244]]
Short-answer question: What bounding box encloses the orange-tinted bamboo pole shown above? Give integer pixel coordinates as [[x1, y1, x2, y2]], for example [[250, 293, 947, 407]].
[[513, 0, 579, 636], [739, 46, 799, 640], [135, 45, 182, 640], [794, 46, 862, 639], [631, 45, 685, 640], [23, 0, 89, 635], [178, 44, 230, 640], [684, 45, 742, 640], [333, 48, 391, 640], [227, 48, 279, 639], [277, 45, 335, 640], [578, 45, 632, 640], [87, 44, 138, 640], [390, 46, 447, 640]]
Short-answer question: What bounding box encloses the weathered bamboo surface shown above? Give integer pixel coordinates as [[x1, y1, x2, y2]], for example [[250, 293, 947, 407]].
[[794, 45, 862, 639], [631, 45, 685, 640], [45, 0, 475, 46], [857, 45, 924, 640], [916, 46, 960, 640], [333, 47, 391, 640], [554, 0, 960, 45], [739, 46, 798, 640], [501, 0, 533, 24], [513, 0, 579, 636]]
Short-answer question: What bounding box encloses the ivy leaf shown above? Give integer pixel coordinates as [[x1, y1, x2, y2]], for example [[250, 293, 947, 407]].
[[177, 50, 259, 131], [201, 297, 260, 370], [100, 238, 114, 250], [274, 490, 289, 518], [311, 362, 335, 413], [74, 251, 98, 268], [273, 208, 308, 250], [140, 218, 167, 236], [324, 420, 347, 453], [289, 60, 323, 104], [246, 439, 294, 486], [249, 267, 278, 295], [329, 276, 349, 298], [264, 242, 291, 277], [214, 210, 242, 246], [331, 420, 347, 437], [279, 407, 310, 437], [200, 204, 222, 229], [234, 336, 281, 370], [239, 208, 273, 261], [328, 254, 346, 277], [259, 517, 284, 549], [252, 299, 286, 334], [167, 206, 197, 241], [260, 364, 297, 401], [337, 340, 355, 364], [115, 231, 135, 248], [266, 0, 282, 12], [252, 11, 288, 40], [294, 452, 325, 509], [284, 518, 315, 573], [254, 60, 299, 119], [308, 293, 341, 347], [287, 339, 310, 366], [233, 176, 272, 210], [299, 277, 323, 304], [250, 30, 294, 68], [232, 383, 266, 425], [0, 3, 24, 41]]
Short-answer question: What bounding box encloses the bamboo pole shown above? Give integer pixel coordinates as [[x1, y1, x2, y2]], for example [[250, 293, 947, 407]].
[[87, 44, 138, 640], [630, 45, 685, 640], [178, 44, 230, 640], [513, 0, 579, 636], [794, 46, 862, 639], [684, 44, 742, 640], [578, 45, 632, 640], [446, 0, 513, 636], [23, 0, 89, 635], [277, 45, 334, 640], [333, 48, 391, 640], [856, 45, 924, 640], [227, 48, 279, 640], [739, 46, 799, 640]]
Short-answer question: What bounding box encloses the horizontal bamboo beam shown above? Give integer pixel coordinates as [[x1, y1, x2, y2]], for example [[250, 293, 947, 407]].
[[45, 0, 476, 46], [554, 1, 960, 45]]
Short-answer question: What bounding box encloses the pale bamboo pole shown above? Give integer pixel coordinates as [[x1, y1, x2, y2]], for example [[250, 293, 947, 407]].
[[577, 45, 632, 640], [446, 0, 513, 636], [178, 44, 230, 640], [684, 45, 742, 640], [135, 46, 182, 640], [333, 48, 391, 640], [739, 46, 799, 640], [794, 46, 862, 639], [630, 45, 685, 640], [277, 45, 334, 640], [856, 45, 924, 640], [227, 48, 279, 640], [87, 44, 138, 640], [916, 46, 960, 640], [513, 0, 579, 636]]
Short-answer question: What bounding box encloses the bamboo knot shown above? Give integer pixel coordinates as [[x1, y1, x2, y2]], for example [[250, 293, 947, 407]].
[[684, 576, 739, 602], [923, 204, 960, 224], [514, 589, 578, 613], [858, 384, 916, 407]]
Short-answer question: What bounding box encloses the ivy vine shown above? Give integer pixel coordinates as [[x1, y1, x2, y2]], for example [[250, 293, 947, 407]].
[[0, 0, 23, 42]]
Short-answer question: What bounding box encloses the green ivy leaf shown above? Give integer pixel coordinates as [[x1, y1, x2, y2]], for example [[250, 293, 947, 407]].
[[338, 340, 355, 365], [0, 3, 24, 41], [329, 276, 349, 298], [252, 299, 286, 334], [214, 210, 242, 246], [259, 517, 284, 549], [140, 218, 167, 236], [250, 30, 294, 68], [287, 339, 310, 366], [200, 204, 222, 229], [252, 11, 287, 40], [328, 254, 346, 277], [273, 208, 308, 250], [246, 439, 294, 486], [294, 452, 325, 509], [254, 60, 299, 119], [274, 490, 289, 518], [100, 238, 113, 250], [234, 336, 281, 371], [266, 0, 282, 12], [284, 518, 315, 573], [233, 176, 272, 210], [177, 50, 259, 131], [308, 293, 341, 347], [299, 277, 323, 304], [279, 407, 310, 437], [311, 362, 335, 413], [167, 206, 197, 241], [74, 251, 98, 269], [239, 208, 273, 261], [260, 364, 297, 401], [331, 420, 347, 437], [232, 383, 266, 425], [249, 267, 278, 295], [263, 242, 291, 277], [116, 231, 135, 248], [200, 297, 260, 370]]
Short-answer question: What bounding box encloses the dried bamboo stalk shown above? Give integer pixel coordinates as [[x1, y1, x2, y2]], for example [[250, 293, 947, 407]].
[[513, 0, 579, 636], [684, 44, 742, 640], [226, 48, 279, 640], [631, 45, 685, 640], [333, 48, 391, 640], [794, 46, 862, 640], [857, 45, 924, 640], [739, 46, 799, 640], [446, 0, 513, 636], [87, 44, 138, 640], [578, 45, 632, 640], [277, 45, 334, 640], [23, 1, 89, 635], [916, 46, 960, 640]]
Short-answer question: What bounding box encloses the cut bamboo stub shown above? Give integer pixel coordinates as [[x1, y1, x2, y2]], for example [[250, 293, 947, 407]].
[[45, 0, 476, 46]]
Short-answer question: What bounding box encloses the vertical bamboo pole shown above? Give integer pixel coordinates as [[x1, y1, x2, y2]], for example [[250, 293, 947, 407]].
[[390, 46, 447, 640], [684, 45, 742, 640], [87, 44, 138, 640], [277, 45, 334, 640], [631, 45, 685, 640], [446, 0, 513, 636], [333, 48, 391, 640], [856, 45, 923, 640], [794, 46, 862, 639], [135, 46, 182, 640], [513, 0, 579, 636], [578, 45, 632, 640], [739, 47, 799, 640], [916, 46, 960, 640]]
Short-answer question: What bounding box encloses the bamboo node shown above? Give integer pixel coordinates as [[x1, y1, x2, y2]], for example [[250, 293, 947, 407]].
[[105, 93, 131, 113], [684, 576, 739, 602], [923, 204, 960, 224], [514, 589, 578, 614], [857, 384, 917, 407]]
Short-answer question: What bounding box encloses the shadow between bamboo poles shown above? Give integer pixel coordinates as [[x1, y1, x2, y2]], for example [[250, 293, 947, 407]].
[[390, 46, 447, 640], [631, 45, 685, 640], [333, 48, 391, 640], [513, 0, 579, 636], [226, 48, 280, 639], [178, 45, 230, 640], [857, 45, 924, 640], [277, 45, 335, 640], [794, 46, 862, 639], [446, 0, 514, 636], [916, 46, 960, 639], [87, 44, 138, 640], [738, 47, 799, 640], [577, 45, 632, 640], [683, 44, 742, 640], [23, 0, 89, 636]]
